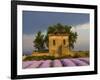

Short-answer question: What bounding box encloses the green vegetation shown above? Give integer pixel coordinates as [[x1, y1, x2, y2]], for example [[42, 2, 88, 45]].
[[33, 31, 45, 50], [72, 51, 89, 58], [33, 49, 49, 53], [33, 23, 78, 51], [23, 56, 55, 61], [23, 51, 89, 61]]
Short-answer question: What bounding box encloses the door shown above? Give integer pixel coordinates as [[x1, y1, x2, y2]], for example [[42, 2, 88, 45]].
[[57, 45, 62, 57]]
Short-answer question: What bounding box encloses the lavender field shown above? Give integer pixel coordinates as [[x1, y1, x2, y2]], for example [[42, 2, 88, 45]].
[[22, 58, 89, 69]]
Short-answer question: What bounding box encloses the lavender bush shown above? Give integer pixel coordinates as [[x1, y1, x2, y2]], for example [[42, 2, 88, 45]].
[[22, 58, 89, 69], [61, 59, 76, 66], [40, 60, 52, 68], [53, 59, 62, 67], [71, 59, 88, 66]]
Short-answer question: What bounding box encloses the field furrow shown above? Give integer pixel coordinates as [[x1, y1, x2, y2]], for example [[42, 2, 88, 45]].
[[22, 58, 89, 69]]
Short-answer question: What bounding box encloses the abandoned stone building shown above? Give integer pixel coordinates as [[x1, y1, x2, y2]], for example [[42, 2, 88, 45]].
[[48, 32, 70, 57], [32, 32, 70, 57]]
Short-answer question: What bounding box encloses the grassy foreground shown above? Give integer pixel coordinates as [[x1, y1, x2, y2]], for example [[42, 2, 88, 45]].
[[23, 51, 89, 61]]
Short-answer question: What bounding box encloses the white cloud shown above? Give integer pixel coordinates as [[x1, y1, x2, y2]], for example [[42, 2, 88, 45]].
[[23, 30, 47, 52], [76, 23, 90, 30], [72, 23, 90, 51], [23, 34, 34, 52], [71, 23, 90, 32], [42, 30, 47, 36]]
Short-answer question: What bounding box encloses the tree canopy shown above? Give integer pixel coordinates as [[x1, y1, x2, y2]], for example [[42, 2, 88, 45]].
[[33, 31, 45, 50], [33, 23, 78, 50]]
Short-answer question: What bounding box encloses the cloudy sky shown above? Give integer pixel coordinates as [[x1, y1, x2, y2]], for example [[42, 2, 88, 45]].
[[22, 11, 90, 54]]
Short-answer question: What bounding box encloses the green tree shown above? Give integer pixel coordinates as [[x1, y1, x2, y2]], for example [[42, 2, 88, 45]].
[[34, 23, 78, 50], [33, 31, 45, 50], [45, 23, 78, 50]]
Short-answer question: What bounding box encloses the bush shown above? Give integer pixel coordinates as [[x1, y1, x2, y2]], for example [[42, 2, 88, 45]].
[[72, 51, 89, 58], [23, 56, 56, 61], [33, 49, 49, 53]]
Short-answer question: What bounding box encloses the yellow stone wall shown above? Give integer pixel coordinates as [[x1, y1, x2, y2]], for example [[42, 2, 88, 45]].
[[49, 34, 70, 57], [32, 52, 49, 56]]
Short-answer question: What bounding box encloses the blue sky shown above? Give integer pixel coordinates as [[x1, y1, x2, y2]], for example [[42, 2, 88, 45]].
[[22, 11, 90, 54], [23, 11, 89, 34]]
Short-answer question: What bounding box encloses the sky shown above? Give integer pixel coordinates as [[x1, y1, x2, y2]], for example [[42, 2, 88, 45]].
[[22, 11, 90, 54]]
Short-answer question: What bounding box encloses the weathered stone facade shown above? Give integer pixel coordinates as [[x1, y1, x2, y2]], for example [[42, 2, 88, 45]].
[[49, 33, 70, 57]]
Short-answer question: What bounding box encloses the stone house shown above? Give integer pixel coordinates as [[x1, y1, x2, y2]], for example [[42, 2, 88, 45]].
[[48, 32, 70, 57], [32, 32, 70, 57]]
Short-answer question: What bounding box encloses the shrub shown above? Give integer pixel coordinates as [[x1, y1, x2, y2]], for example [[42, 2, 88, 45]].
[[23, 56, 56, 61], [33, 50, 49, 53], [72, 51, 89, 58]]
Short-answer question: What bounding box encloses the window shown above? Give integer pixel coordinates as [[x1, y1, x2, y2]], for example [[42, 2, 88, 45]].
[[63, 39, 66, 45], [53, 40, 55, 46]]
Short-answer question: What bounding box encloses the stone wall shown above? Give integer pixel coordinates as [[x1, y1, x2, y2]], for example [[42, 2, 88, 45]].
[[49, 34, 70, 57], [32, 52, 49, 56]]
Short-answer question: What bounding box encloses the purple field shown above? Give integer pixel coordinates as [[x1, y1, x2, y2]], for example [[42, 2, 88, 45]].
[[22, 58, 89, 69]]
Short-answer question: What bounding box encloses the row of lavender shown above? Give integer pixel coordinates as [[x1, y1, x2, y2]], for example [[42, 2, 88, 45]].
[[22, 58, 89, 69]]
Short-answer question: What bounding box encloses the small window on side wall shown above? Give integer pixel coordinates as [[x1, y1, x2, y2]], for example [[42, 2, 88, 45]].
[[53, 40, 55, 46], [63, 39, 66, 45]]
